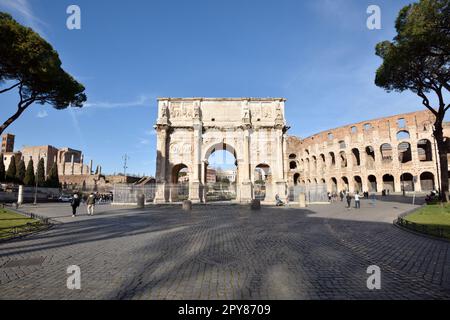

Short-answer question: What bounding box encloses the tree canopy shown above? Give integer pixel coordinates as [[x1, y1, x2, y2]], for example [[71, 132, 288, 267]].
[[0, 12, 86, 134], [375, 0, 449, 109], [24, 158, 35, 186], [375, 0, 450, 200]]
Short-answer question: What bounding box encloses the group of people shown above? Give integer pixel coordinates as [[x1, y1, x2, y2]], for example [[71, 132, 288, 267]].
[[327, 190, 364, 209], [70, 193, 98, 217]]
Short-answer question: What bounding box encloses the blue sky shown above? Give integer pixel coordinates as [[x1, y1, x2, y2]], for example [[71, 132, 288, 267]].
[[0, 0, 428, 176]]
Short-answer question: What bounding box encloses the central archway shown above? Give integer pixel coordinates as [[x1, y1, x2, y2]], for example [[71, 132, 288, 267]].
[[203, 143, 238, 202]]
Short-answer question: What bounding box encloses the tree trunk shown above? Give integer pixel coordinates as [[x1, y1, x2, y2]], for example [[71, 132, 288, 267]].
[[433, 118, 449, 202]]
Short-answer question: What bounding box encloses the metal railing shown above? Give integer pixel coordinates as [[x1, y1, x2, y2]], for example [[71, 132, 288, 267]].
[[396, 217, 449, 240], [0, 211, 51, 240]]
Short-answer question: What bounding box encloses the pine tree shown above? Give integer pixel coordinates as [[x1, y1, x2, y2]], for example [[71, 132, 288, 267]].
[[5, 155, 16, 183], [24, 159, 35, 186], [0, 153, 5, 182], [16, 159, 26, 184], [37, 158, 45, 187], [46, 162, 60, 188]]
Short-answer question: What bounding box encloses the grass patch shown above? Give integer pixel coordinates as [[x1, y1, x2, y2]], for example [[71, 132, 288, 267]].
[[403, 204, 450, 239], [0, 208, 43, 240]]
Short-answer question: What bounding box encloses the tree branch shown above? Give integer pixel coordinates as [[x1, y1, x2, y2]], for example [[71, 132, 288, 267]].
[[0, 99, 35, 135], [0, 82, 21, 94], [417, 90, 438, 116]]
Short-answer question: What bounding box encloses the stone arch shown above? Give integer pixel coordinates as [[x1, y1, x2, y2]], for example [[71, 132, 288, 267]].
[[382, 174, 395, 192], [380, 143, 393, 162], [400, 173, 414, 192], [420, 172, 435, 191], [341, 176, 349, 191], [368, 175, 377, 192], [354, 176, 362, 193], [203, 142, 238, 163], [339, 151, 347, 168], [289, 153, 297, 160], [329, 152, 336, 167], [170, 163, 190, 202], [351, 148, 360, 166], [312, 155, 317, 171], [330, 177, 338, 193], [293, 173, 300, 185], [171, 163, 189, 184], [398, 142, 412, 163], [319, 154, 326, 170], [396, 130, 410, 140], [154, 98, 288, 204], [417, 139, 432, 162], [365, 146, 375, 169], [254, 163, 273, 201]]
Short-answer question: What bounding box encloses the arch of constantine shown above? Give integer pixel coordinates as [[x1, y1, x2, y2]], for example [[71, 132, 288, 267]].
[[153, 98, 289, 203], [154, 98, 450, 203]]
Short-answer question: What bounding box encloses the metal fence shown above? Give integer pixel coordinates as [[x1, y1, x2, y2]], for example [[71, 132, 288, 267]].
[[396, 217, 450, 240], [289, 184, 328, 203], [112, 184, 156, 205]]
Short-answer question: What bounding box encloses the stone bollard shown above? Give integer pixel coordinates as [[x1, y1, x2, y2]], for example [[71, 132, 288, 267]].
[[251, 199, 261, 210], [182, 200, 192, 211], [137, 194, 145, 208], [18, 185, 23, 206], [299, 193, 307, 208]]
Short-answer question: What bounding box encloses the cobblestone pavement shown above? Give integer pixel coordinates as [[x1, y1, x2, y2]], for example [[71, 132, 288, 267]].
[[0, 200, 449, 300]]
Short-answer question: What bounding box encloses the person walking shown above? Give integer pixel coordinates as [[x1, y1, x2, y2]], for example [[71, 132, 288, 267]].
[[354, 193, 361, 209], [71, 194, 81, 217], [346, 192, 352, 209], [87, 193, 96, 216]]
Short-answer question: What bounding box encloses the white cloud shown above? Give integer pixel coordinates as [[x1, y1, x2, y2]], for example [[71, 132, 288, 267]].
[[84, 95, 154, 109], [139, 138, 150, 145], [36, 110, 48, 118], [0, 0, 47, 36]]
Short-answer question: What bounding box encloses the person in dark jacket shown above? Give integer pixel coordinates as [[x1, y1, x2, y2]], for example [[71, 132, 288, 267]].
[[71, 194, 81, 217], [87, 193, 96, 216], [346, 193, 352, 209]]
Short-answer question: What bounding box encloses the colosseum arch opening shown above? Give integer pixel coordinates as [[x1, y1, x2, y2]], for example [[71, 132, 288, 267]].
[[400, 173, 414, 192], [368, 175, 377, 192], [365, 146, 375, 169], [398, 142, 412, 164], [354, 176, 362, 193], [420, 172, 435, 192], [351, 148, 361, 167], [383, 174, 395, 192], [418, 139, 433, 162], [381, 143, 393, 163]]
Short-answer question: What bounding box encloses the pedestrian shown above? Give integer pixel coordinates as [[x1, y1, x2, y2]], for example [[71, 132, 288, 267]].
[[71, 193, 81, 217], [370, 193, 376, 206], [339, 191, 344, 202], [354, 193, 361, 209], [275, 194, 284, 206], [87, 193, 96, 216], [346, 193, 352, 209], [327, 192, 332, 202]]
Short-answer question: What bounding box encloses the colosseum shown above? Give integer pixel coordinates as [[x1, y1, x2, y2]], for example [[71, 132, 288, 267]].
[[286, 110, 450, 195]]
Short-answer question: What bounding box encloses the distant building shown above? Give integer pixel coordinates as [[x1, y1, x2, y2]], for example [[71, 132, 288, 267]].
[[206, 168, 217, 184], [1, 134, 15, 153], [216, 169, 236, 183], [1, 133, 96, 181]]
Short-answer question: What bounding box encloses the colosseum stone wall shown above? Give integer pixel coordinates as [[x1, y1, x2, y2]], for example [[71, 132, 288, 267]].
[[285, 110, 450, 194]]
